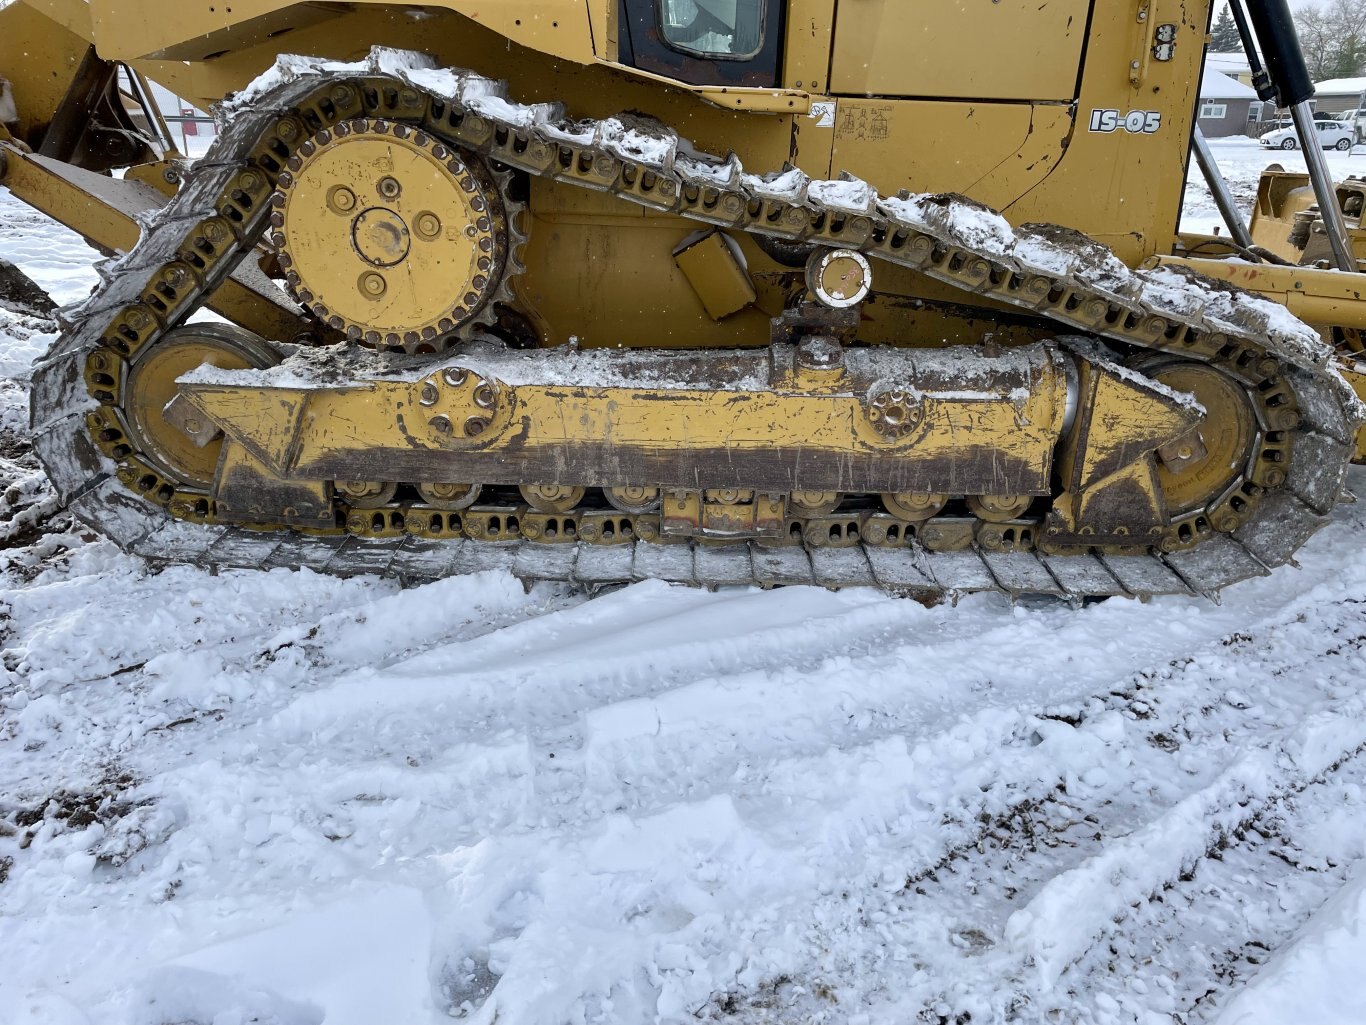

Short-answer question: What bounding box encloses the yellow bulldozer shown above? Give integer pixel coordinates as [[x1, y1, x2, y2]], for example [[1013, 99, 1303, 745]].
[[2, 0, 1364, 599]]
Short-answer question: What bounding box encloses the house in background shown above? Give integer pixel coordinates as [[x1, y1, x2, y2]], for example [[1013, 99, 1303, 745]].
[[1313, 77, 1366, 117], [1198, 68, 1260, 137], [1206, 50, 1255, 88]]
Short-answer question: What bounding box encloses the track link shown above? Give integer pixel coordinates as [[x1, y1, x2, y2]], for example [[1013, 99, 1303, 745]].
[[27, 49, 1365, 599]]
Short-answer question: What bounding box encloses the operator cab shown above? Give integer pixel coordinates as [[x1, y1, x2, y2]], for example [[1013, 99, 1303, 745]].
[[618, 0, 784, 86]]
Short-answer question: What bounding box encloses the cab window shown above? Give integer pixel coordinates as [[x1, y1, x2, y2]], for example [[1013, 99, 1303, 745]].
[[618, 0, 783, 87], [658, 0, 766, 60]]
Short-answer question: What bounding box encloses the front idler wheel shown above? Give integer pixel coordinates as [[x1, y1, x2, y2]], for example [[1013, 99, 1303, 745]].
[[1146, 360, 1258, 518], [124, 324, 280, 490]]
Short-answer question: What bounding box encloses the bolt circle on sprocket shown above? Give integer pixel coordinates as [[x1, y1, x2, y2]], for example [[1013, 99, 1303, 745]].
[[270, 118, 514, 353]]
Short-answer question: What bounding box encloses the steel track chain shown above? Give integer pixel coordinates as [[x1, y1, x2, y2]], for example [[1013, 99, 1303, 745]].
[[27, 50, 1364, 600]]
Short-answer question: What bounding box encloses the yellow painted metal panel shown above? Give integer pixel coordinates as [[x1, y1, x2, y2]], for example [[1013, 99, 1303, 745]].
[[783, 0, 835, 93], [15, 0, 92, 38], [829, 0, 1091, 101], [89, 0, 597, 66], [829, 100, 1073, 212], [674, 232, 757, 320], [0, 2, 95, 143]]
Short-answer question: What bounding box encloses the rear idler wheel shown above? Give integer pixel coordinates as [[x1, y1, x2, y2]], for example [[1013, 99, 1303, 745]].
[[1146, 360, 1259, 520]]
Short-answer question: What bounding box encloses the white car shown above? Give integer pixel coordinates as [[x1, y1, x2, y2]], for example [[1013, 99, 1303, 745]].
[[1259, 120, 1354, 150]]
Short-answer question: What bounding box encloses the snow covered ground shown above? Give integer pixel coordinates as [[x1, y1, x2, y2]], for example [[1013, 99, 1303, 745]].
[[4, 140, 1366, 1025], [1182, 136, 1364, 237]]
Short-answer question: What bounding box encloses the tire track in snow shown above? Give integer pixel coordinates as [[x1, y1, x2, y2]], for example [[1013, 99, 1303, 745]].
[[1079, 759, 1366, 1024], [357, 558, 1366, 1023], [747, 595, 1366, 1025], [130, 514, 1366, 913]]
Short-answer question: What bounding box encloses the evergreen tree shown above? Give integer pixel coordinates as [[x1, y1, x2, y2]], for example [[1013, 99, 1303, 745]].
[[1209, 5, 1242, 52]]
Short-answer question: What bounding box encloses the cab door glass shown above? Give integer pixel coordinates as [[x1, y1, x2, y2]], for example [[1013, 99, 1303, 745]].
[[659, 0, 766, 60], [618, 0, 782, 87]]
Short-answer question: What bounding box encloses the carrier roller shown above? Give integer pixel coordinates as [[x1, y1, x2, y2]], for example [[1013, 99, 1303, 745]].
[[28, 50, 1365, 601]]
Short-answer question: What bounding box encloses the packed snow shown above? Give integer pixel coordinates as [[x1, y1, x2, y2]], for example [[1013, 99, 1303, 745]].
[[3, 131, 1366, 1025]]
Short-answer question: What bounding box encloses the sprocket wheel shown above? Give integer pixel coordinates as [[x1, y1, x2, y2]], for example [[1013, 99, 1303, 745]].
[[270, 117, 526, 354]]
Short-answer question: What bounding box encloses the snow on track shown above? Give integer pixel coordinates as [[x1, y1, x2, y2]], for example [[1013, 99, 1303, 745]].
[[4, 164, 1366, 1025]]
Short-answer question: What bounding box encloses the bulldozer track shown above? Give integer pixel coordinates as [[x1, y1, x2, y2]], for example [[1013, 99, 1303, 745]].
[[28, 50, 1364, 599]]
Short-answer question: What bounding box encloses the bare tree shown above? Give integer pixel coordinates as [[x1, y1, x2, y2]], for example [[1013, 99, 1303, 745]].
[[1295, 0, 1366, 81]]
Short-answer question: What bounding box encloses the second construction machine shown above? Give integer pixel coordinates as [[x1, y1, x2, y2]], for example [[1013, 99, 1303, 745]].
[[2, 0, 1365, 599]]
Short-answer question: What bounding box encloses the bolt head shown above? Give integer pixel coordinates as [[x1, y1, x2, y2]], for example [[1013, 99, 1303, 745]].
[[416, 213, 441, 238], [1274, 410, 1301, 431]]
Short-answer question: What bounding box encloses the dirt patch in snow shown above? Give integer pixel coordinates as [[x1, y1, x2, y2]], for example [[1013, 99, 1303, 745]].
[[8, 769, 140, 839]]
